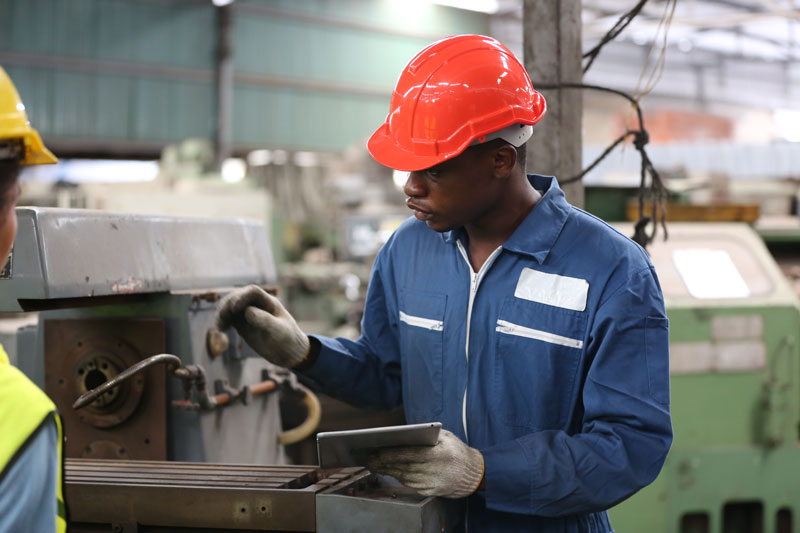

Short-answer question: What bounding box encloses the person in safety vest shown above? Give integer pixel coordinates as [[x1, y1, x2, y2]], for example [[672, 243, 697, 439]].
[[0, 66, 66, 533], [217, 35, 671, 531]]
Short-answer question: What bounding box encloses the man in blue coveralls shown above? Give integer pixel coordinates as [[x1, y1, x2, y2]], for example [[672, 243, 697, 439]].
[[218, 34, 672, 532]]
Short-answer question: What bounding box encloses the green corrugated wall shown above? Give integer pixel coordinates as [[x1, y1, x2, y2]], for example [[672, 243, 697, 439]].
[[0, 0, 487, 156]]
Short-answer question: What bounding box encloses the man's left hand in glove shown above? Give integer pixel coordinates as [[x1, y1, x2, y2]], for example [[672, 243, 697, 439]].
[[366, 429, 484, 499]]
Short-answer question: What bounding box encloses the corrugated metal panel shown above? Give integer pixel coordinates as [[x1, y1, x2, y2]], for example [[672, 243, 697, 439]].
[[0, 0, 487, 155], [2, 66, 52, 132], [234, 14, 430, 89], [233, 85, 388, 151], [2, 0, 215, 66]]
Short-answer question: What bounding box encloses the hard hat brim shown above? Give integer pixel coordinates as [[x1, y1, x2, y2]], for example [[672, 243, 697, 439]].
[[20, 129, 57, 165], [367, 123, 468, 172]]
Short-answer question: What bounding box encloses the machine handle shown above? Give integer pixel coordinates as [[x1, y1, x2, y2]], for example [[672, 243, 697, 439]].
[[73, 352, 321, 448], [277, 382, 321, 446], [72, 353, 182, 410]]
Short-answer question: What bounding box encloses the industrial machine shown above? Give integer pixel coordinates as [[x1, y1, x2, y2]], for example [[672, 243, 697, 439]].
[[609, 223, 800, 533], [0, 207, 296, 465], [0, 207, 455, 532]]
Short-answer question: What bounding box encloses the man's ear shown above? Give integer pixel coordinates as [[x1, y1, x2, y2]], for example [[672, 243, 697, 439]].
[[493, 144, 517, 178]]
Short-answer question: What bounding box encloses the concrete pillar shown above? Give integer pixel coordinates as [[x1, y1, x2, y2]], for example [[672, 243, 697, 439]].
[[214, 4, 234, 171], [522, 0, 584, 207]]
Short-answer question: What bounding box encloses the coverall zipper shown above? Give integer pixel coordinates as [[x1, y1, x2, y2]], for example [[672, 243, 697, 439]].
[[456, 241, 502, 443]]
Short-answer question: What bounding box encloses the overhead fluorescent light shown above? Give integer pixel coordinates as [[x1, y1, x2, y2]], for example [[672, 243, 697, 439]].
[[247, 149, 271, 167], [429, 0, 499, 14], [19, 159, 159, 183], [775, 109, 800, 142]]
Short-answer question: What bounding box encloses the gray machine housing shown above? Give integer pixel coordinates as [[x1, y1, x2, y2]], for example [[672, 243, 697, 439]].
[[3, 207, 460, 531], [0, 207, 285, 464]]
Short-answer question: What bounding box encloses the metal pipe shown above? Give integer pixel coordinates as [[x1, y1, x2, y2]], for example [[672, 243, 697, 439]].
[[250, 379, 278, 396], [174, 365, 217, 410], [75, 355, 285, 417], [173, 366, 278, 410], [212, 378, 278, 407], [72, 354, 182, 410], [277, 383, 321, 446]]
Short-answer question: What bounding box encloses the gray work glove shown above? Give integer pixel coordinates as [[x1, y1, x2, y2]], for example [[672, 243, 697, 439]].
[[216, 285, 310, 368], [367, 429, 484, 499]]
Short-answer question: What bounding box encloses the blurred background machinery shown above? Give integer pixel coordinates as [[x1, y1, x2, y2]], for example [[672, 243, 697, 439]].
[[609, 223, 800, 533], [0, 207, 291, 464]]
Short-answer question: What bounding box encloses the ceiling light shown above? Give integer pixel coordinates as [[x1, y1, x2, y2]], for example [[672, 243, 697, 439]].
[[775, 109, 800, 143], [221, 158, 246, 183], [294, 151, 319, 167], [247, 149, 271, 166], [429, 0, 499, 14]]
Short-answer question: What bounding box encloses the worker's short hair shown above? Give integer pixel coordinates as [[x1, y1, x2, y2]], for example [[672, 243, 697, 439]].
[[516, 142, 527, 169], [468, 138, 527, 170]]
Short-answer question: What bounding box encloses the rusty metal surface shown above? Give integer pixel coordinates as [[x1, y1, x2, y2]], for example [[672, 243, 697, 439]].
[[45, 319, 167, 460], [65, 459, 366, 532]]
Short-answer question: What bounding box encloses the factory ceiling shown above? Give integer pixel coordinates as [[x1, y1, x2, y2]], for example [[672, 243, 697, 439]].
[[491, 0, 800, 111]]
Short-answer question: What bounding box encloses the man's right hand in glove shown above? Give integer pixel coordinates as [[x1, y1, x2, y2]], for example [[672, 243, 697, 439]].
[[216, 285, 310, 368]]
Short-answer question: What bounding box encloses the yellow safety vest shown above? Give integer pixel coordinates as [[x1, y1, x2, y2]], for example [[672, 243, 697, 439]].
[[0, 344, 67, 533]]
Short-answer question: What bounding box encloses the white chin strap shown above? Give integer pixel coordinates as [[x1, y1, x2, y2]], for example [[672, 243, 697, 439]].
[[470, 123, 534, 148]]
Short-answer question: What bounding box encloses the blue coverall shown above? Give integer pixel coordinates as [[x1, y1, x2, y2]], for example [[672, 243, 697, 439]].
[[301, 175, 673, 531]]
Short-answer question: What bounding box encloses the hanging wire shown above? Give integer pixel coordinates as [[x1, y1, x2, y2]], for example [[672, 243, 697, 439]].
[[537, 82, 669, 247], [633, 0, 677, 101], [583, 0, 650, 74], [540, 0, 679, 249]]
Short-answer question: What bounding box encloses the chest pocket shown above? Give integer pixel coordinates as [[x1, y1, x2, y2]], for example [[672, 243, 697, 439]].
[[398, 288, 446, 420], [494, 296, 588, 431]]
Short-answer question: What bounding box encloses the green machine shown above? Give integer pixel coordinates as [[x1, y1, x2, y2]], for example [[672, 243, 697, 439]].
[[609, 223, 800, 533]]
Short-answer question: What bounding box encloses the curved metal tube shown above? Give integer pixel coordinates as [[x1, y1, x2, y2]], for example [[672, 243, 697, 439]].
[[72, 353, 182, 410], [277, 382, 321, 446]]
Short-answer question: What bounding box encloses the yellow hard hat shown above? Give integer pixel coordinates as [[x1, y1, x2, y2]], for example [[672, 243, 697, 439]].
[[0, 66, 57, 165]]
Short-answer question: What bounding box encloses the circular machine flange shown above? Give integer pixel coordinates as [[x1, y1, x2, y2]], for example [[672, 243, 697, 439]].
[[62, 336, 146, 429]]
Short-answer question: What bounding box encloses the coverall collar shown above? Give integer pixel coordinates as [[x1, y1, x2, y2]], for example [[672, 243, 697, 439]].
[[443, 175, 570, 264]]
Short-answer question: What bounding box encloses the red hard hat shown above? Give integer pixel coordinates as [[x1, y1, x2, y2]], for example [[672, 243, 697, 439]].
[[368, 34, 546, 172]]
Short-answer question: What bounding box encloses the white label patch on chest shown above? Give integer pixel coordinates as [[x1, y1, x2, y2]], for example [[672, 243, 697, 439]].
[[514, 268, 589, 311]]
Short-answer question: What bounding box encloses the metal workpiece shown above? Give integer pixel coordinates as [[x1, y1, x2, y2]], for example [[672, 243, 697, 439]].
[[316, 474, 461, 533], [0, 207, 276, 312], [65, 458, 367, 532]]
